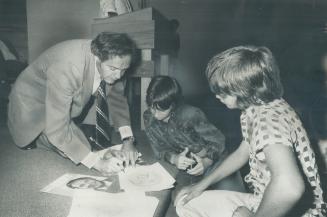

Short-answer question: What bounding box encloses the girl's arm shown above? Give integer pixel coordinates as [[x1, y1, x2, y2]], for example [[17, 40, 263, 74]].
[[175, 140, 249, 206], [199, 140, 249, 188], [254, 144, 305, 217]]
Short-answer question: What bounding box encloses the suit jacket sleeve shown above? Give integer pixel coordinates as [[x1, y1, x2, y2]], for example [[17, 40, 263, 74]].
[[107, 80, 131, 129], [45, 62, 91, 164]]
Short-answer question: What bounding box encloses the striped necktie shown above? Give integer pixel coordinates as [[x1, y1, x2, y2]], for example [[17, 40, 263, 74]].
[[94, 80, 112, 150]]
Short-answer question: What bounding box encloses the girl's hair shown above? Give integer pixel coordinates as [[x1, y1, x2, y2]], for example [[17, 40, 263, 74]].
[[146, 76, 182, 110], [206, 45, 283, 109], [91, 32, 136, 62]]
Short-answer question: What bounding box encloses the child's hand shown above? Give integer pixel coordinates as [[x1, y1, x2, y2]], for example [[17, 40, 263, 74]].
[[187, 153, 213, 176], [174, 182, 206, 207], [186, 153, 203, 176], [232, 206, 254, 217], [172, 147, 196, 170]]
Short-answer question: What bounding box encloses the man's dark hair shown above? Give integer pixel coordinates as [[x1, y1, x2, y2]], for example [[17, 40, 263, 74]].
[[146, 76, 182, 110], [206, 45, 283, 109], [91, 32, 136, 62]]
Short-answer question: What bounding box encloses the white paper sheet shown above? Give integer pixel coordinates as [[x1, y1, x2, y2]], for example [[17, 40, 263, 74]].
[[67, 190, 159, 217], [41, 173, 112, 197], [41, 145, 145, 197], [119, 162, 175, 192]]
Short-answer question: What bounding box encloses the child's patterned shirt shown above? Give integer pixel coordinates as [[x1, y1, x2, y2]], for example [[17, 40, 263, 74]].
[[144, 104, 226, 162], [240, 98, 326, 216]]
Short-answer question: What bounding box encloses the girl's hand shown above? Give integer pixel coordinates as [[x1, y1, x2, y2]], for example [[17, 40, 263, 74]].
[[173, 183, 206, 207], [173, 147, 196, 170], [232, 206, 254, 217]]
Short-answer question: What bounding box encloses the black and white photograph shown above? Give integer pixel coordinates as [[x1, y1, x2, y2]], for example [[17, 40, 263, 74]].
[[0, 0, 326, 216]]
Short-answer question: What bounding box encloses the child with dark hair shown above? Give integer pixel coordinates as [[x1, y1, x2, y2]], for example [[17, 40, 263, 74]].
[[175, 46, 326, 217], [143, 76, 227, 177]]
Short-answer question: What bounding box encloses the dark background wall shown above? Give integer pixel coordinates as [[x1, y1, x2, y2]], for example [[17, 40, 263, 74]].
[[150, 0, 244, 95], [26, 0, 98, 62], [149, 0, 327, 97]]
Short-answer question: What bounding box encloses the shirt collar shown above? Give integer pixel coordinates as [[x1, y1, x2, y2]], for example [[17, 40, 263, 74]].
[[92, 57, 101, 94], [94, 57, 100, 79]]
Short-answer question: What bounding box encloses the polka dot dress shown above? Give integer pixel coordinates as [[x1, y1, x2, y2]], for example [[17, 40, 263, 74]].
[[241, 98, 326, 216]]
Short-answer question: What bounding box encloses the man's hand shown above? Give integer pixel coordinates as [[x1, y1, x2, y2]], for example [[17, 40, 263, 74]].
[[172, 147, 196, 170], [174, 182, 206, 207], [121, 138, 138, 167], [187, 153, 213, 176], [93, 157, 124, 176]]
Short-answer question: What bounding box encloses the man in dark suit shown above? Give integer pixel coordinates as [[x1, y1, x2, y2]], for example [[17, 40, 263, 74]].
[[8, 32, 138, 173]]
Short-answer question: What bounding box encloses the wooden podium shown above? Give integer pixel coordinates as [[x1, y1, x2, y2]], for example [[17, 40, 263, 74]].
[[92, 7, 175, 129]]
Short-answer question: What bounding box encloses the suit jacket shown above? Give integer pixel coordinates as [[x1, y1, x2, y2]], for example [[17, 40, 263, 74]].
[[8, 39, 131, 164]]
